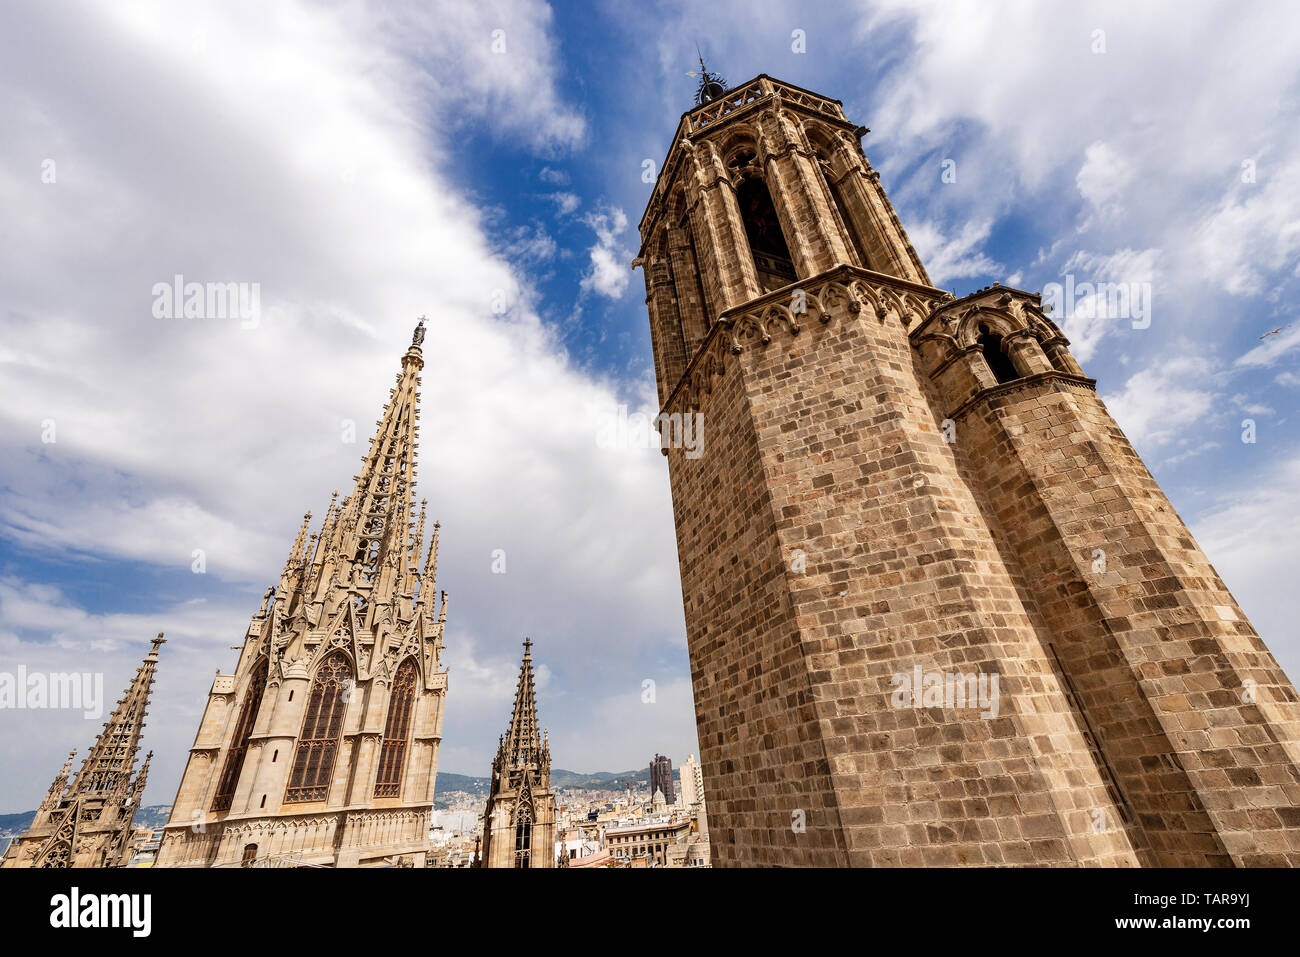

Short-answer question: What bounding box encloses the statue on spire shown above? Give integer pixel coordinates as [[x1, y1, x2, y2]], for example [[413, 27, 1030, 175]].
[[412, 316, 427, 347]]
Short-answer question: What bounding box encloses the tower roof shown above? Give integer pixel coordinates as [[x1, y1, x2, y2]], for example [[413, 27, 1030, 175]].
[[70, 633, 164, 796], [502, 637, 545, 769], [281, 320, 446, 620]]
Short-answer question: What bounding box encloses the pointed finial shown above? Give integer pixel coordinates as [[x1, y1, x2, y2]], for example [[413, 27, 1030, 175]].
[[523, 636, 533, 657], [690, 45, 727, 105], [423, 520, 441, 581]]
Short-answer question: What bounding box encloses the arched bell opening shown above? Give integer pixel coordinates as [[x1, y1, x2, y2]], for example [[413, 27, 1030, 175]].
[[729, 148, 796, 290], [978, 323, 1021, 385]]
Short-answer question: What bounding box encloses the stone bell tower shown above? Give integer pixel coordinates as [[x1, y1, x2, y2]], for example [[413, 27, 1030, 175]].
[[637, 73, 1300, 867]]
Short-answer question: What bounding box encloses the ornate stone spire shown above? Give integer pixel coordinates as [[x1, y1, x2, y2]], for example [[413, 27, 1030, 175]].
[[70, 634, 164, 796], [2, 635, 165, 868], [303, 320, 426, 612], [39, 750, 77, 811], [503, 638, 546, 771], [481, 637, 556, 868], [131, 750, 153, 799]]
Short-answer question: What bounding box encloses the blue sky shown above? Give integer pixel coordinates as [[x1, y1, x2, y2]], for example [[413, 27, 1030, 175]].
[[1, 0, 1298, 813]]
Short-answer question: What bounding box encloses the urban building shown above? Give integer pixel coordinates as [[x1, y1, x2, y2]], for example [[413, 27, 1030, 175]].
[[649, 753, 676, 806], [679, 753, 704, 809], [605, 819, 693, 866]]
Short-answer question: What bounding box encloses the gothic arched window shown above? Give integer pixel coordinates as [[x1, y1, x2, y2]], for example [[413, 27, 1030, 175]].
[[978, 324, 1020, 384], [374, 659, 418, 797], [38, 842, 71, 868], [211, 658, 268, 812], [241, 843, 258, 867], [285, 652, 352, 804], [514, 802, 533, 868], [730, 149, 795, 289]]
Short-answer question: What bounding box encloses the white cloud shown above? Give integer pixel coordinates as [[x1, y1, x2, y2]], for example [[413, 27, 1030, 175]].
[[1101, 355, 1217, 448], [547, 191, 582, 216], [1235, 323, 1300, 369], [1076, 141, 1134, 216], [579, 206, 633, 299], [908, 219, 1000, 285], [500, 222, 558, 265], [1190, 455, 1300, 684], [1056, 247, 1160, 362], [1193, 158, 1300, 297]]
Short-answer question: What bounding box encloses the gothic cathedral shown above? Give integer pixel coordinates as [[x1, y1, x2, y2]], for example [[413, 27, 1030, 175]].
[[637, 74, 1300, 867], [480, 639, 557, 868], [1, 636, 162, 868], [156, 323, 449, 867]]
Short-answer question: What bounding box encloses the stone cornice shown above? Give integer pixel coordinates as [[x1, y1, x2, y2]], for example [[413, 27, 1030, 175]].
[[945, 371, 1098, 422], [660, 264, 949, 417]]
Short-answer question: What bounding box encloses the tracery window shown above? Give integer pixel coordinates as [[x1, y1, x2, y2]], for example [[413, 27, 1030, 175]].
[[211, 659, 268, 811], [285, 652, 351, 804], [374, 659, 418, 797], [514, 802, 533, 868], [39, 842, 71, 867], [730, 149, 796, 289]]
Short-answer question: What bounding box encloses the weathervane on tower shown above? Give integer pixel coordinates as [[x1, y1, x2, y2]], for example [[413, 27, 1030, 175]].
[[687, 47, 727, 105]]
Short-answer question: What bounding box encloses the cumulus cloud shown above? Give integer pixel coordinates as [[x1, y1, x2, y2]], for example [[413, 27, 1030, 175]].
[[579, 206, 633, 299], [1101, 354, 1217, 448], [1076, 141, 1135, 216], [1190, 455, 1300, 682], [1054, 247, 1160, 362], [1234, 322, 1300, 369], [547, 191, 582, 216], [907, 219, 1001, 285]]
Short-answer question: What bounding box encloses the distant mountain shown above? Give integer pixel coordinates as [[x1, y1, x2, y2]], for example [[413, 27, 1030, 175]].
[[0, 805, 171, 835], [435, 772, 489, 792], [550, 769, 655, 789], [436, 769, 659, 791]]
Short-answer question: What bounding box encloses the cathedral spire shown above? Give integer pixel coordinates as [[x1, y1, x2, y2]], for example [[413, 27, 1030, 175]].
[[480, 637, 556, 867], [40, 749, 77, 810], [3, 634, 165, 868], [130, 750, 153, 799], [690, 48, 727, 105], [71, 634, 164, 796], [420, 519, 440, 609], [282, 510, 311, 577], [503, 637, 544, 769], [328, 320, 425, 596]]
